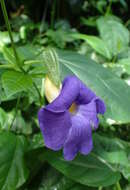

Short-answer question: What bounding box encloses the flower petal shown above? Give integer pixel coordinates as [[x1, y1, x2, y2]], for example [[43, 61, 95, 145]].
[[46, 76, 97, 111], [46, 76, 80, 111], [77, 82, 96, 104], [80, 97, 106, 129], [38, 108, 71, 150], [95, 97, 106, 114], [63, 115, 93, 161]]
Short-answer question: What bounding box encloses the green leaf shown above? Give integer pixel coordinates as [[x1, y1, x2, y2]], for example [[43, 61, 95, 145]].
[[118, 58, 130, 75], [29, 133, 44, 150], [0, 132, 29, 190], [122, 164, 130, 181], [1, 46, 25, 67], [10, 110, 32, 135], [72, 33, 112, 59], [17, 44, 43, 61], [93, 134, 129, 168], [38, 167, 73, 190], [45, 151, 120, 187], [0, 52, 7, 64], [1, 46, 16, 65], [119, 0, 127, 8], [80, 17, 97, 27], [58, 50, 130, 123], [93, 134, 130, 181], [38, 167, 89, 190], [0, 31, 19, 45], [0, 108, 8, 130], [121, 148, 130, 181], [46, 29, 74, 49], [43, 48, 61, 87], [0, 108, 32, 133], [97, 16, 129, 56], [2, 71, 33, 97]]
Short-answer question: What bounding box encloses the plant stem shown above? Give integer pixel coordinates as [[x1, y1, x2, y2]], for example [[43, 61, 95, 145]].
[[116, 182, 122, 190], [112, 55, 117, 63], [106, 0, 112, 15], [0, 64, 14, 69], [10, 95, 21, 130], [0, 0, 24, 72], [33, 82, 43, 106], [40, 0, 49, 33]]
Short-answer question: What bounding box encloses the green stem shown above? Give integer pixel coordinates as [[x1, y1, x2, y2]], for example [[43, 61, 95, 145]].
[[0, 0, 24, 72], [24, 60, 43, 65], [0, 64, 14, 69], [112, 55, 117, 63], [105, 0, 112, 15], [9, 95, 21, 130], [116, 182, 122, 190], [98, 187, 103, 190], [40, 0, 49, 33], [33, 82, 43, 106]]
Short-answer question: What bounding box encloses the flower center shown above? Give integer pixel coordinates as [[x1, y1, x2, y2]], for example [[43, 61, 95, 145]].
[[69, 103, 77, 114]]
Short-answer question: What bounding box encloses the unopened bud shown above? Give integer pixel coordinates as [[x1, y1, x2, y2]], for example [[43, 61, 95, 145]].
[[44, 76, 61, 103]]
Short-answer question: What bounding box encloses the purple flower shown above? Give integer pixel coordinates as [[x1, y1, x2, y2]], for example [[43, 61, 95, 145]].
[[38, 76, 106, 160]]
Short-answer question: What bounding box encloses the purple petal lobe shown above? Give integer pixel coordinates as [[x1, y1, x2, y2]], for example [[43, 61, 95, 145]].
[[78, 100, 100, 130], [63, 115, 93, 161], [77, 82, 96, 104], [38, 108, 71, 150], [95, 97, 106, 114]]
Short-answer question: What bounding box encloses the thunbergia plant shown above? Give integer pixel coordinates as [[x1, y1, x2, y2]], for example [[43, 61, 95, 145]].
[[38, 75, 106, 160], [0, 0, 130, 189]]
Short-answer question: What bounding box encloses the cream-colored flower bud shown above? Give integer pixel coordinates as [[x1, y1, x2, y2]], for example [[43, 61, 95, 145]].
[[44, 76, 61, 103], [44, 76, 77, 113]]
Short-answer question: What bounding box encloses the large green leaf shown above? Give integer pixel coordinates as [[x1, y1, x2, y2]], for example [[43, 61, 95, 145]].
[[45, 150, 120, 187], [57, 50, 130, 124], [93, 134, 129, 181], [0, 132, 29, 190], [17, 44, 43, 61], [38, 167, 90, 190], [93, 134, 128, 166], [97, 16, 129, 56], [72, 33, 111, 59], [2, 71, 33, 97]]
